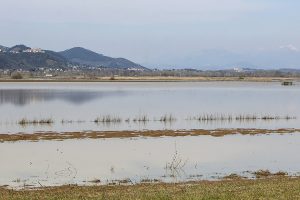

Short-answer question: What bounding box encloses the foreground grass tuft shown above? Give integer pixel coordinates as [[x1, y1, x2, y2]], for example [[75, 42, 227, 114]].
[[1, 177, 300, 200]]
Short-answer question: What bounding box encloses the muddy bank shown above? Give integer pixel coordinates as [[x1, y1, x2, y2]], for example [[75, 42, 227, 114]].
[[1, 128, 300, 142]]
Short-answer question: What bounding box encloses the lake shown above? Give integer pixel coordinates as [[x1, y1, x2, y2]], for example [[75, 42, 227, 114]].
[[0, 82, 299, 133], [0, 81, 300, 188]]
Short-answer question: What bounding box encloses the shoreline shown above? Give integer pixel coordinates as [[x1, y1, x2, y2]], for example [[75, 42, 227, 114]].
[[0, 76, 299, 82], [1, 176, 300, 199], [1, 128, 299, 142]]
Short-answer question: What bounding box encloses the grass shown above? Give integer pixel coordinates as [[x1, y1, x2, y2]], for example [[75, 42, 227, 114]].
[[282, 81, 294, 86], [14, 114, 296, 127], [253, 170, 288, 178], [159, 114, 177, 123], [188, 114, 296, 122], [18, 118, 54, 126], [140, 178, 161, 183], [1, 177, 300, 199], [61, 120, 86, 124], [223, 173, 244, 180], [1, 128, 300, 142], [94, 116, 122, 123], [132, 115, 149, 123]]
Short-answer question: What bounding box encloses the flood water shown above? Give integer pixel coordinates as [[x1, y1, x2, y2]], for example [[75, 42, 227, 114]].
[[1, 134, 300, 188], [0, 82, 300, 133], [1, 82, 300, 188]]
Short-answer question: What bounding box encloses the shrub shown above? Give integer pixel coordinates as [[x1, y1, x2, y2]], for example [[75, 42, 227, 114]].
[[11, 72, 23, 79]]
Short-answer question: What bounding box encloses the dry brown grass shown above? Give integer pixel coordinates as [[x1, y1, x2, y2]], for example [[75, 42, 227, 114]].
[[254, 170, 288, 178], [223, 173, 245, 180], [1, 128, 300, 142]]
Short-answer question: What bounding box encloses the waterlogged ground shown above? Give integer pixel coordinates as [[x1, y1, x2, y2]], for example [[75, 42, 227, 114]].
[[1, 82, 300, 188], [1, 134, 300, 188]]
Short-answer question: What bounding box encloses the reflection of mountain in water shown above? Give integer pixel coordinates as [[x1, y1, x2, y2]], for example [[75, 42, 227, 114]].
[[0, 89, 127, 106]]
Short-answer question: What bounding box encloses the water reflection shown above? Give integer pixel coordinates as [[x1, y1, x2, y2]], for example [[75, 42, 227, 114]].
[[0, 82, 300, 133], [1, 134, 300, 188], [0, 89, 127, 106]]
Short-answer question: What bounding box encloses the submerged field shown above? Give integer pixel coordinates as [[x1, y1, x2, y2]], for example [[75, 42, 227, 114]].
[[0, 81, 300, 195]]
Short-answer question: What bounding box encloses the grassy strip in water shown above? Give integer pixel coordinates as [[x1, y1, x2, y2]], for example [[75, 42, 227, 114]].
[[188, 114, 296, 122], [1, 177, 300, 200], [14, 114, 296, 127], [132, 115, 149, 123], [18, 118, 54, 126], [94, 116, 122, 123], [1, 128, 300, 142], [159, 114, 177, 123]]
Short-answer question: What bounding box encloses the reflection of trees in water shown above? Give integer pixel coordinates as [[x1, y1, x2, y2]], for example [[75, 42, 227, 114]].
[[0, 89, 127, 106]]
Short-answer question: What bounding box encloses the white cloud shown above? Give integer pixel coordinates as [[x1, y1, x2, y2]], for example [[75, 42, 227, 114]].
[[280, 44, 299, 52]]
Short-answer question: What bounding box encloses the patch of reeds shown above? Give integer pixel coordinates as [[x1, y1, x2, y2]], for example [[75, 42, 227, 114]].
[[88, 179, 101, 184], [165, 145, 187, 178], [188, 114, 296, 122], [140, 178, 161, 183], [18, 118, 54, 126], [193, 114, 234, 122], [13, 113, 297, 127], [94, 115, 122, 123], [159, 114, 177, 123], [282, 81, 293, 86], [223, 173, 244, 180], [108, 178, 133, 185], [133, 115, 149, 123], [235, 114, 258, 121], [253, 170, 288, 179], [61, 120, 85, 124]]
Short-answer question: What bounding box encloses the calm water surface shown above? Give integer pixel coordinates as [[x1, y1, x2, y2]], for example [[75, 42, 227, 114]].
[[1, 134, 300, 188], [0, 82, 299, 133]]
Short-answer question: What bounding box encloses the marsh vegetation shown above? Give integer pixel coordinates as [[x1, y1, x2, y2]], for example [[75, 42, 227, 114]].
[[18, 118, 54, 126], [10, 113, 297, 128], [187, 114, 296, 122], [94, 115, 122, 124]]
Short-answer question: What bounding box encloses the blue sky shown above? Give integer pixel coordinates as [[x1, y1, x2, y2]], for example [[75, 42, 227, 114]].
[[0, 0, 300, 68]]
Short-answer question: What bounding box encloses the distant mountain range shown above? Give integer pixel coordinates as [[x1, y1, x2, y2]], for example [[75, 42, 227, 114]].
[[2, 44, 300, 71], [0, 45, 9, 52], [0, 45, 145, 70], [59, 47, 145, 69], [150, 48, 300, 70]]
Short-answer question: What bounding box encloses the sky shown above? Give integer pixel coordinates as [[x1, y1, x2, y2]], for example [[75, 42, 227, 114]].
[[0, 0, 300, 68]]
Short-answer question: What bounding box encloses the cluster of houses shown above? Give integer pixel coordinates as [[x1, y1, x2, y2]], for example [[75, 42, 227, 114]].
[[0, 48, 45, 54], [22, 48, 45, 53]]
